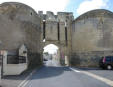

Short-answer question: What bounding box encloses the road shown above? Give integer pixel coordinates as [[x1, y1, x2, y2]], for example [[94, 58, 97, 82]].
[[24, 60, 112, 87]]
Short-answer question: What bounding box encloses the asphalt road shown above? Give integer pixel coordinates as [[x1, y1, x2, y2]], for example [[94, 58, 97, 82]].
[[86, 68, 113, 81], [25, 65, 112, 87], [2, 59, 113, 87]]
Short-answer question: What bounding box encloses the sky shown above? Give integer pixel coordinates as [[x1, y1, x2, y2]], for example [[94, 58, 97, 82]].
[[65, 0, 113, 18], [0, 0, 113, 18]]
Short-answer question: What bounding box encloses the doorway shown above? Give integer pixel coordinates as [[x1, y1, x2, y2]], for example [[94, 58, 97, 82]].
[[43, 44, 60, 66]]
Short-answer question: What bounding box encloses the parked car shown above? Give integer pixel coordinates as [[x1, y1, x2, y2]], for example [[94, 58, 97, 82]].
[[99, 56, 113, 70], [43, 59, 48, 61], [43, 58, 48, 64]]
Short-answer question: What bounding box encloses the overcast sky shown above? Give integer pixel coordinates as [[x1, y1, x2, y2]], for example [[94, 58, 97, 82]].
[[0, 0, 112, 18]]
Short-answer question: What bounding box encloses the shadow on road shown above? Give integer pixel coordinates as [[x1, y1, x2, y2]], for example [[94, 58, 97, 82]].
[[2, 66, 72, 80], [31, 66, 71, 80]]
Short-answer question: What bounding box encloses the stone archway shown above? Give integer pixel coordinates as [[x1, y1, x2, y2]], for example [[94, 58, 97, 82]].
[[41, 41, 69, 66], [42, 44, 60, 66]]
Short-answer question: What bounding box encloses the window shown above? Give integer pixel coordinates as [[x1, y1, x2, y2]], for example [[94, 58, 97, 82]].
[[111, 57, 113, 62], [19, 56, 26, 63], [7, 55, 19, 64], [106, 56, 111, 61], [57, 22, 60, 40], [43, 21, 46, 39], [31, 12, 33, 16], [7, 55, 26, 64], [65, 27, 67, 45]]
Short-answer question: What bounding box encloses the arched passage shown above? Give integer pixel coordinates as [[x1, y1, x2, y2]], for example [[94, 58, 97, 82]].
[[43, 44, 60, 66]]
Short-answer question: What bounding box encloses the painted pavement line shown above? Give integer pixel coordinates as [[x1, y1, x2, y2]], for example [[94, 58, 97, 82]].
[[69, 67, 81, 72], [70, 67, 113, 87], [17, 69, 36, 87]]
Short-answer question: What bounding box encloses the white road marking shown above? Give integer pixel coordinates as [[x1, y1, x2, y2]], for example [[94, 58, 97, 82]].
[[69, 67, 81, 72], [20, 80, 30, 87], [18, 69, 36, 87], [70, 67, 113, 86], [17, 75, 30, 87]]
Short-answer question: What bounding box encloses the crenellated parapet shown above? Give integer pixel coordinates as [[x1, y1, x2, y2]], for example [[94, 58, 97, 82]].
[[38, 11, 74, 22]]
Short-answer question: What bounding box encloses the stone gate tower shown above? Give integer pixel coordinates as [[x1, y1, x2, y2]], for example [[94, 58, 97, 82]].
[[38, 11, 74, 65]]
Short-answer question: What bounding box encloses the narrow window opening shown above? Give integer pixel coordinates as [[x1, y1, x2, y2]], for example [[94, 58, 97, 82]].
[[57, 22, 60, 40], [43, 21, 46, 40], [31, 12, 33, 16], [65, 27, 67, 45]]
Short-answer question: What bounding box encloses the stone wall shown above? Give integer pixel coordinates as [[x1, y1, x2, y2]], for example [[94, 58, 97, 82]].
[[1, 2, 112, 68], [0, 2, 42, 68], [71, 51, 113, 67], [71, 9, 113, 67]]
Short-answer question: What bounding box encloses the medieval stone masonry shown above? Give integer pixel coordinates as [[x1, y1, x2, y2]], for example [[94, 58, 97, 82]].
[[0, 2, 42, 68], [0, 2, 113, 68]]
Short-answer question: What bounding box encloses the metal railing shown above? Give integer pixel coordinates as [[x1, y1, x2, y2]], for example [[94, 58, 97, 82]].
[[7, 55, 26, 64]]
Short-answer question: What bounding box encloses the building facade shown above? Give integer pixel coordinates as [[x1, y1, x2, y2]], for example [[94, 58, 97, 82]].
[[0, 2, 42, 68], [0, 2, 113, 68], [71, 9, 113, 67]]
